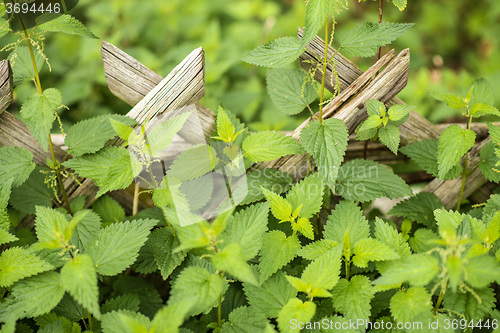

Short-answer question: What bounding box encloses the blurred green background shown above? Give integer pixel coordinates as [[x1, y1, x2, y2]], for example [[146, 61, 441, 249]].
[[2, 0, 500, 131]]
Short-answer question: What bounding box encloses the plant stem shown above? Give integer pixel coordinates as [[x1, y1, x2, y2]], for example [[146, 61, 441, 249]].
[[345, 258, 350, 280], [318, 19, 329, 122], [434, 279, 449, 313], [364, 0, 384, 159], [217, 293, 222, 328], [20, 18, 72, 214], [456, 115, 472, 211], [87, 310, 94, 331], [133, 183, 139, 215], [377, 0, 384, 59]]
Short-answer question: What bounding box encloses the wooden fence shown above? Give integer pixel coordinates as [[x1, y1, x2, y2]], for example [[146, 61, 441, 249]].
[[0, 31, 495, 224]]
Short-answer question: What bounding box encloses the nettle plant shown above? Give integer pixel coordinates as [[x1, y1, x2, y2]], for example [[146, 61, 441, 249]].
[[1, 1, 500, 333]]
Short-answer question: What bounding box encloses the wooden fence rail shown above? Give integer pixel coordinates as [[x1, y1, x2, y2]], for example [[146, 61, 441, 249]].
[[0, 31, 496, 220]]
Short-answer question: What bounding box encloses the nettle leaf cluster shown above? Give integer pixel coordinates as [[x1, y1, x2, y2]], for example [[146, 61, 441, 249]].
[[1, 0, 500, 333]]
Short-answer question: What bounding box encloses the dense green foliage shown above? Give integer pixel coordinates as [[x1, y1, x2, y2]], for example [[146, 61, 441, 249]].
[[1, 0, 500, 332]]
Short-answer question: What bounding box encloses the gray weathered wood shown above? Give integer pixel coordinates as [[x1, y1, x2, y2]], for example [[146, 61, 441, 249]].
[[256, 48, 410, 179], [0, 111, 65, 163], [298, 29, 441, 142], [101, 41, 215, 140], [0, 60, 13, 114], [62, 44, 208, 206]]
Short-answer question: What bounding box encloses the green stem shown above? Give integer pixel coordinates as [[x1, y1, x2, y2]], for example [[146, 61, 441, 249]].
[[87, 310, 94, 332], [434, 279, 449, 313], [19, 14, 72, 214], [345, 258, 350, 280], [456, 115, 472, 211], [318, 20, 329, 122], [217, 292, 222, 328]]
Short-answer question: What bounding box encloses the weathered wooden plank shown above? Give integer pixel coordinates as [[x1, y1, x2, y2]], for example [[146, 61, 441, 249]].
[[62, 45, 208, 206], [256, 48, 410, 179], [0, 111, 65, 164], [101, 41, 215, 140], [298, 29, 441, 142], [0, 60, 13, 114]]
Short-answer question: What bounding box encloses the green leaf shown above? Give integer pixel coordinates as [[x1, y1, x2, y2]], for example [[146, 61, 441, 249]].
[[0, 272, 64, 322], [168, 266, 224, 316], [434, 209, 461, 243], [479, 141, 500, 182], [149, 227, 186, 279], [101, 294, 140, 314], [286, 173, 324, 218], [292, 217, 314, 240], [150, 300, 193, 333], [61, 254, 100, 319], [0, 146, 35, 187], [437, 125, 476, 179], [443, 287, 496, 321], [392, 0, 407, 10], [337, 159, 412, 202], [431, 91, 465, 109], [0, 228, 18, 246], [63, 146, 136, 198], [215, 106, 236, 142], [11, 167, 54, 214], [331, 276, 374, 321], [261, 187, 292, 222], [243, 272, 297, 318], [300, 118, 349, 190], [488, 123, 500, 145], [0, 247, 53, 287], [302, 0, 335, 46], [243, 37, 302, 68], [109, 117, 134, 142], [388, 192, 444, 229], [485, 212, 500, 245], [88, 219, 157, 276], [243, 131, 303, 163], [352, 238, 400, 268], [324, 200, 369, 248], [167, 144, 218, 182], [10, 46, 45, 86], [240, 169, 292, 206], [278, 298, 316, 333], [446, 255, 463, 292], [34, 206, 70, 248], [37, 14, 97, 38], [357, 115, 382, 133], [212, 243, 258, 285], [300, 246, 342, 297], [390, 287, 432, 322], [374, 218, 411, 258], [259, 231, 301, 283], [20, 88, 61, 151], [409, 229, 440, 253], [338, 22, 414, 57], [267, 69, 317, 115], [147, 111, 192, 155], [378, 125, 400, 154], [470, 103, 500, 118], [101, 310, 151, 333], [222, 202, 269, 260], [366, 99, 386, 117], [65, 115, 136, 156], [373, 254, 440, 287], [91, 195, 125, 224], [221, 306, 269, 333], [297, 239, 339, 261], [464, 255, 500, 288], [469, 78, 494, 106], [400, 139, 462, 180]]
